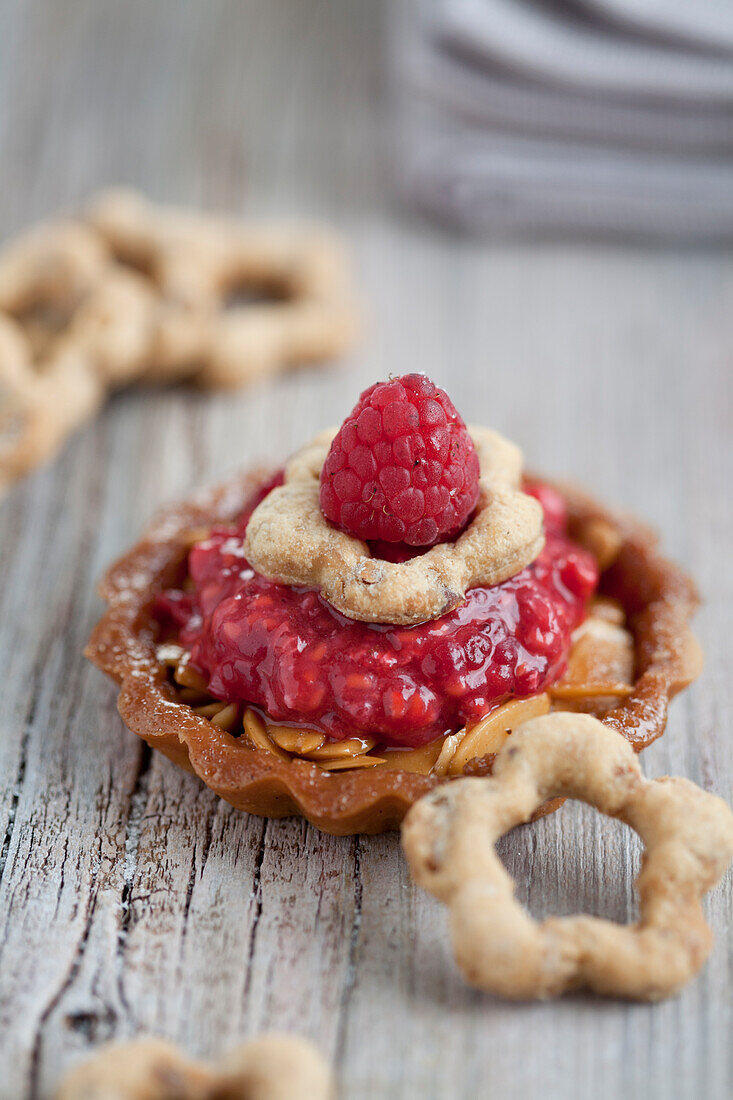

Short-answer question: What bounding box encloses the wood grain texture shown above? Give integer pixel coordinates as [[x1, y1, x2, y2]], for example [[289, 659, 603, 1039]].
[[0, 1, 731, 1097]]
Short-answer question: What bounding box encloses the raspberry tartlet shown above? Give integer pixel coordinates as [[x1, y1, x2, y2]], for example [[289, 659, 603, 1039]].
[[87, 376, 703, 834]]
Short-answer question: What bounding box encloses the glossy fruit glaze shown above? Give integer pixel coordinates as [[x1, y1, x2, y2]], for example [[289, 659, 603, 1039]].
[[155, 479, 598, 748]]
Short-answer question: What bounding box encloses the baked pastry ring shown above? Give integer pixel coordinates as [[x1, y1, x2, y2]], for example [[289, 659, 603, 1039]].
[[86, 469, 702, 835], [0, 315, 104, 492], [402, 713, 733, 1001], [88, 189, 360, 389], [0, 194, 360, 495], [0, 218, 158, 493], [55, 1034, 333, 1100], [0, 217, 155, 385]]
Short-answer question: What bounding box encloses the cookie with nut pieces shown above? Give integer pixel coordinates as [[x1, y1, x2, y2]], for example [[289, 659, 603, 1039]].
[[401, 712, 733, 1001]]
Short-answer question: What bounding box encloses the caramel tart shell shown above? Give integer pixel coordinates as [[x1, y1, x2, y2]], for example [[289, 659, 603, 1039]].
[[85, 471, 702, 835]]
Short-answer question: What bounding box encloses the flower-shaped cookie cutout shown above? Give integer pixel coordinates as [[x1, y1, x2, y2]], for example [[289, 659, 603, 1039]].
[[0, 194, 360, 495], [244, 426, 544, 625], [402, 712, 733, 1000], [0, 315, 104, 494], [55, 1034, 334, 1100], [0, 218, 155, 385], [87, 189, 360, 390], [0, 219, 158, 493]]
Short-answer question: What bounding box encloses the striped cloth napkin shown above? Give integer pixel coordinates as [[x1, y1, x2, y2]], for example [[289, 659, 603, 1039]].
[[389, 0, 733, 240]]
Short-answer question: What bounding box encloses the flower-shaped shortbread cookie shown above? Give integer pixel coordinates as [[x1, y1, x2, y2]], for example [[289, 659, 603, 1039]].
[[243, 425, 544, 625], [87, 189, 359, 390], [55, 1034, 334, 1100], [0, 219, 157, 492], [402, 712, 733, 1000], [0, 315, 103, 493], [0, 218, 155, 385], [0, 194, 359, 495]]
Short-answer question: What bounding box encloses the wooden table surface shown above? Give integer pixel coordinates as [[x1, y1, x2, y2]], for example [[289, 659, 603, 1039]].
[[1, 2, 731, 1097]]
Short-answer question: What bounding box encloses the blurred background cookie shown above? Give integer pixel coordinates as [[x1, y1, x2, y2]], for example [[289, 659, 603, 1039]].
[[0, 192, 359, 495]]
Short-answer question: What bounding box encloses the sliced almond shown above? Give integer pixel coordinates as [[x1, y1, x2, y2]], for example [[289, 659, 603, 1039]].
[[317, 755, 387, 771], [550, 682, 634, 700], [242, 708, 290, 760], [552, 617, 634, 712], [376, 737, 445, 776], [193, 702, 227, 718], [268, 726, 326, 754], [300, 737, 376, 761], [177, 687, 210, 706], [432, 732, 469, 778], [211, 703, 240, 731], [447, 693, 551, 777], [174, 656, 208, 693]]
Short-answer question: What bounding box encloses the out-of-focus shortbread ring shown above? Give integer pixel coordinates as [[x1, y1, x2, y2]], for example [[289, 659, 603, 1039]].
[[0, 192, 360, 497], [87, 188, 360, 389], [55, 1033, 334, 1100], [243, 425, 545, 626]]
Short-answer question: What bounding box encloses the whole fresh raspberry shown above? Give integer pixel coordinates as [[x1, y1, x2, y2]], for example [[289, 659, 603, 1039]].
[[319, 373, 480, 546]]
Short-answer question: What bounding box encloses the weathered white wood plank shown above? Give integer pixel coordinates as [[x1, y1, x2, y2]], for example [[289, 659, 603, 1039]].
[[0, 1, 731, 1098]]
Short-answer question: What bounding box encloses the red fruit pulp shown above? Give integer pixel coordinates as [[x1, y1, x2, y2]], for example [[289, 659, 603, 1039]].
[[155, 479, 598, 748]]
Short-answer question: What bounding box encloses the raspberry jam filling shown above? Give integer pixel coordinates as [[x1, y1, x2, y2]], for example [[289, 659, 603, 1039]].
[[155, 480, 599, 749]]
